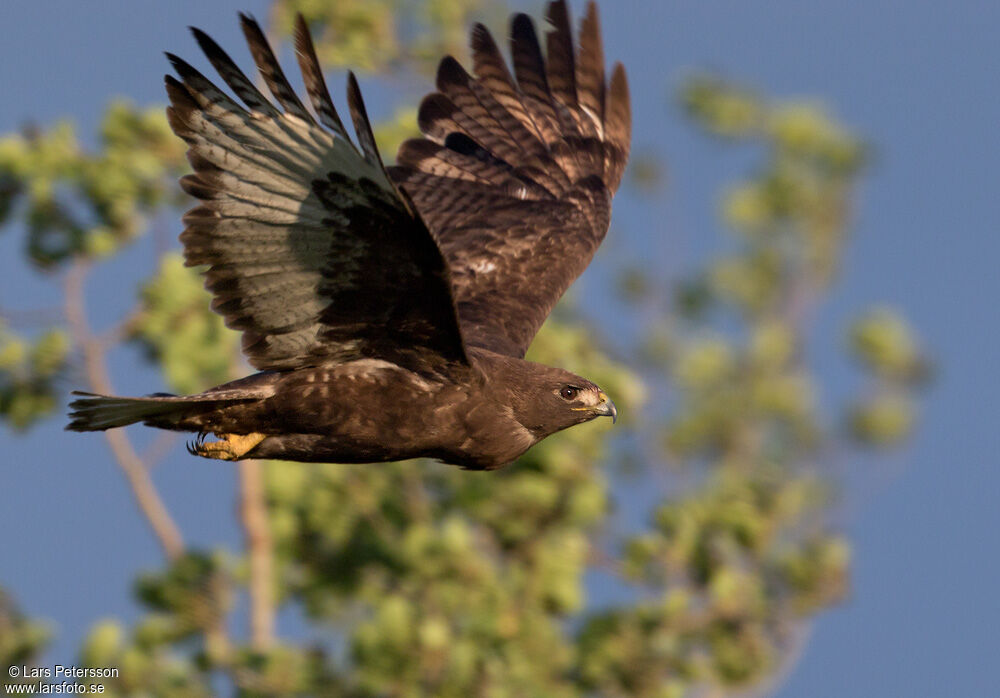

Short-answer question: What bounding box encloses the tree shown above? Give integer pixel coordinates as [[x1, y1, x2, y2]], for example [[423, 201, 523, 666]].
[[0, 2, 928, 696]]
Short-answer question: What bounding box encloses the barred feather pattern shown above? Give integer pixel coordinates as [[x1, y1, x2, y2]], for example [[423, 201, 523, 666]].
[[66, 388, 265, 432], [390, 0, 631, 357], [166, 14, 468, 371]]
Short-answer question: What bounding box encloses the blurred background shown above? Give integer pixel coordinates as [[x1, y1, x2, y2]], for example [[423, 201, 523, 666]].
[[0, 1, 994, 696]]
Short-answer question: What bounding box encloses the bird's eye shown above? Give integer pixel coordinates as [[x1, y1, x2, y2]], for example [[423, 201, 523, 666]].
[[560, 386, 579, 401]]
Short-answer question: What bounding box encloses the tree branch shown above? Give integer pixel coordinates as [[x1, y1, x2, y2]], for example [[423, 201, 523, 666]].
[[141, 431, 180, 470], [224, 273, 275, 650], [64, 259, 185, 561], [98, 305, 143, 350], [238, 459, 274, 651]]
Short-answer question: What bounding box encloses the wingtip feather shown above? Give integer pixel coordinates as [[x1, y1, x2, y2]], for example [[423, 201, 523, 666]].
[[293, 12, 352, 139], [345, 71, 384, 167]]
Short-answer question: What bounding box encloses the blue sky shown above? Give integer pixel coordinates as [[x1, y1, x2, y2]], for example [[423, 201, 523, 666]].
[[2, 1, 998, 695]]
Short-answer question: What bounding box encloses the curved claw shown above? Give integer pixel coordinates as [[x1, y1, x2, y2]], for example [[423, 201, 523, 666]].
[[186, 431, 208, 456]]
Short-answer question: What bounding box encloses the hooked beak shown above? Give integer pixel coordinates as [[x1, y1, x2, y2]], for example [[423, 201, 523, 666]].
[[596, 391, 618, 424]]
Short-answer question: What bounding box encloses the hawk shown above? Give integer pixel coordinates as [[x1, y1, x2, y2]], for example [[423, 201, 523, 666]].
[[68, 0, 631, 470]]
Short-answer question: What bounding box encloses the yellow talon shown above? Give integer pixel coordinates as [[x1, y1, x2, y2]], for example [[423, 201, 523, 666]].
[[189, 432, 266, 460]]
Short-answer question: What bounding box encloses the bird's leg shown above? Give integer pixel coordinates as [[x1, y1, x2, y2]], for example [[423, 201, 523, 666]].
[[189, 432, 266, 461]]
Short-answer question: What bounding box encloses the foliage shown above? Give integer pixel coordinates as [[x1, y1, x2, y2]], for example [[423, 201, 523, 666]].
[[0, 101, 186, 269], [130, 254, 239, 396], [0, 4, 929, 698], [0, 323, 69, 429], [372, 107, 421, 163], [271, 0, 502, 75], [0, 590, 49, 690], [0, 101, 186, 429], [563, 76, 927, 696]]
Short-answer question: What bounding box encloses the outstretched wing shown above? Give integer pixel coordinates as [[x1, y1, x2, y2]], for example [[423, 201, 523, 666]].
[[165, 15, 468, 372], [389, 0, 631, 357]]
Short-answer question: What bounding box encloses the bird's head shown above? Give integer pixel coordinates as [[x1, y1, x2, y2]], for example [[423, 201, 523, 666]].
[[504, 363, 617, 438]]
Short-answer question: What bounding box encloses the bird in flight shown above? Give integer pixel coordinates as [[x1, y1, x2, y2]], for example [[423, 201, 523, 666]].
[[68, 0, 631, 470]]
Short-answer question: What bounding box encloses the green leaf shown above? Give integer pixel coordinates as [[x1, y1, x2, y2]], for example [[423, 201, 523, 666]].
[[130, 253, 240, 394]]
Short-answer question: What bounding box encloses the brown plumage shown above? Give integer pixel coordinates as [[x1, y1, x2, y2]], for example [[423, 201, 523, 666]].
[[67, 0, 631, 470]]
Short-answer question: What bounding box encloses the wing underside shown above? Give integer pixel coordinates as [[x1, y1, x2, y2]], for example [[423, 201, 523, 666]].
[[166, 15, 468, 372]]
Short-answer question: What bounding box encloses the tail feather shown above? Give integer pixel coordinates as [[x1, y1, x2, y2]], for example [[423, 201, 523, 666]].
[[66, 390, 255, 431]]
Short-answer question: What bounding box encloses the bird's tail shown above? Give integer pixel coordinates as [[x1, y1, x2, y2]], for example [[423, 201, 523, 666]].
[[66, 390, 251, 432]]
